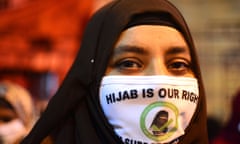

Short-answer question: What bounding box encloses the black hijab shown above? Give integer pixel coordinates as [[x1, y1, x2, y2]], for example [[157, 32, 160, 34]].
[[21, 0, 208, 143]]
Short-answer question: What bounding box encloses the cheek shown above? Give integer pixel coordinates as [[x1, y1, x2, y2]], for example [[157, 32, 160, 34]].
[[185, 73, 195, 78], [105, 67, 113, 75], [105, 67, 120, 75]]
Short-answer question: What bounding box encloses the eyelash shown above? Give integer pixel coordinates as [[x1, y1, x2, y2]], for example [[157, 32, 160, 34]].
[[113, 58, 143, 73], [112, 57, 192, 75], [167, 59, 192, 75]]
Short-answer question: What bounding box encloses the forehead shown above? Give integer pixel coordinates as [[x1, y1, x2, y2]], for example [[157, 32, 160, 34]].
[[115, 25, 187, 48]]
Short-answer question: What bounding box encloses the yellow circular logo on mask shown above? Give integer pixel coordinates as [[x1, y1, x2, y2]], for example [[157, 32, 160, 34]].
[[140, 101, 179, 142]]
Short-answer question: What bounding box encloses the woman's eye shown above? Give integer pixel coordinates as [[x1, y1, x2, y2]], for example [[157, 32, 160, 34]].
[[114, 58, 143, 73], [167, 60, 192, 75], [0, 116, 14, 123]]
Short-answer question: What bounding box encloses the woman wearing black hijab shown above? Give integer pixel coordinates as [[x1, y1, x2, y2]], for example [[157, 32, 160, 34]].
[[21, 0, 208, 143]]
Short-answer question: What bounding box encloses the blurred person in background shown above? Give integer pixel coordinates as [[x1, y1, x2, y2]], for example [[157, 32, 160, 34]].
[[0, 81, 36, 144], [210, 89, 240, 144]]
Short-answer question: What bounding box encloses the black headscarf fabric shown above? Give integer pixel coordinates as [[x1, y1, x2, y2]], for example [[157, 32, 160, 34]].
[[21, 0, 208, 143]]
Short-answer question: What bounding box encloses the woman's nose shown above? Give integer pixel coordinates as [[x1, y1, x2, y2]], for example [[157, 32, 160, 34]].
[[145, 58, 169, 75]]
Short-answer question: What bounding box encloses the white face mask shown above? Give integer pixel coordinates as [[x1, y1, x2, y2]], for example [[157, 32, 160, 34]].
[[0, 119, 27, 144], [99, 75, 199, 144]]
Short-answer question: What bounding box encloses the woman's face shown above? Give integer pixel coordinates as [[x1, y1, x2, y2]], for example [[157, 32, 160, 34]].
[[105, 25, 194, 77]]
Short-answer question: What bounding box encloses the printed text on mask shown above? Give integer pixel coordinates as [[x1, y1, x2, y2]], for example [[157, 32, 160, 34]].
[[105, 88, 198, 104]]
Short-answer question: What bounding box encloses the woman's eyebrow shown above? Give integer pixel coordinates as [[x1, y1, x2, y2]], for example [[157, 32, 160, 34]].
[[113, 45, 149, 55], [165, 46, 188, 55]]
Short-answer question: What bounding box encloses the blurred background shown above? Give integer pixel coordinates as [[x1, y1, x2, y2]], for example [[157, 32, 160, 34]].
[[170, 0, 240, 124], [0, 0, 239, 140]]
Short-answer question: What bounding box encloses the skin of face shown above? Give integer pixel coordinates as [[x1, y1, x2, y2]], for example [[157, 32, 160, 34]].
[[106, 25, 194, 77]]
